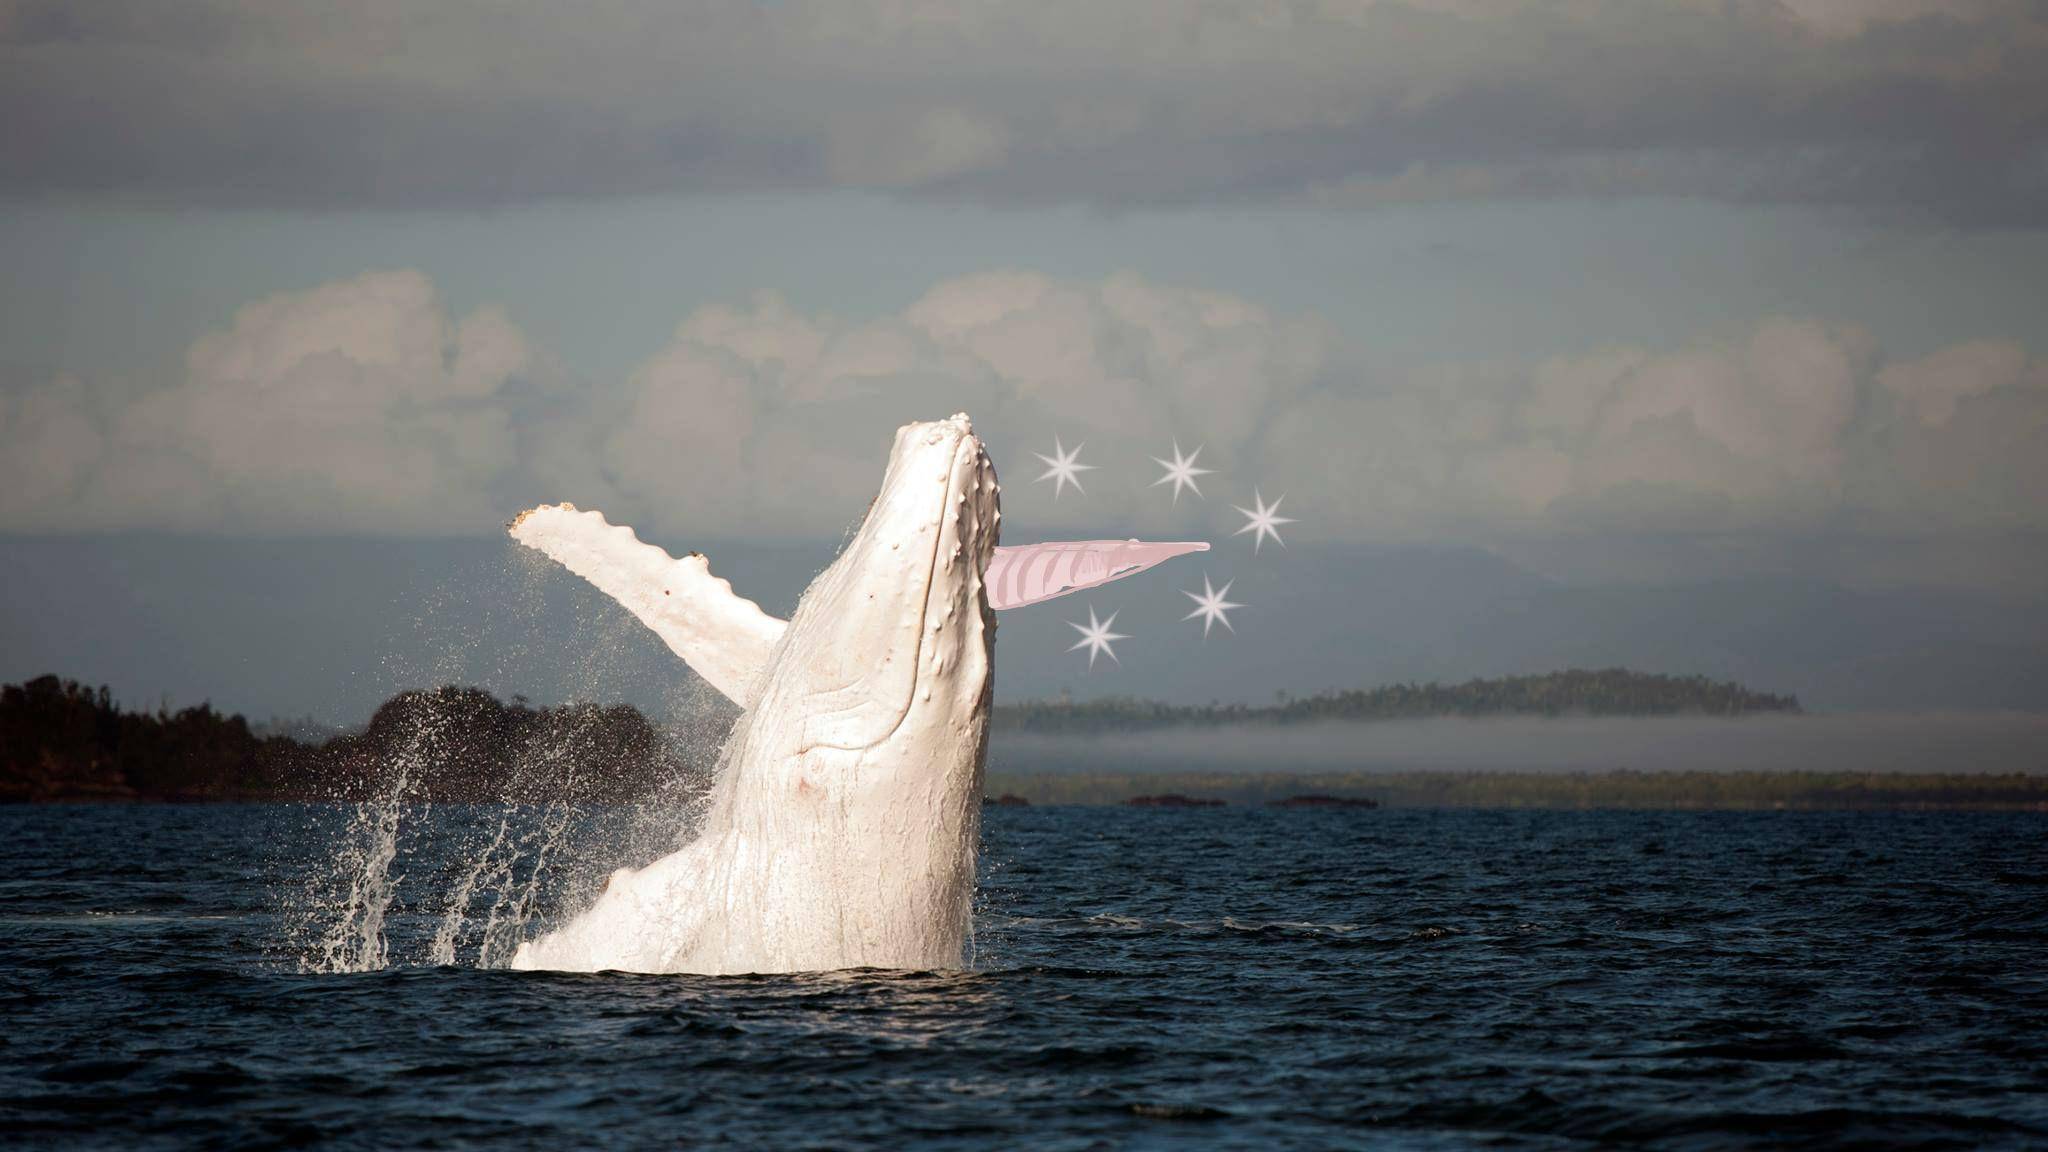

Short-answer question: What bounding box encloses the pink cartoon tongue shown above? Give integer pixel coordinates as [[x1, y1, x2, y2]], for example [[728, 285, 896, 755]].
[[984, 539, 1210, 611]]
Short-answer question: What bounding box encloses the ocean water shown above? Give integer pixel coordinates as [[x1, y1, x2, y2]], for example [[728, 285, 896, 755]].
[[2, 804, 2045, 1150]]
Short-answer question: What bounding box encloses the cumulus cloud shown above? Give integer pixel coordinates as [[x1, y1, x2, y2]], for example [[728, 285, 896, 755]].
[[0, 270, 533, 533], [1257, 318, 2048, 539], [2, 0, 2044, 222], [4, 266, 2045, 543]]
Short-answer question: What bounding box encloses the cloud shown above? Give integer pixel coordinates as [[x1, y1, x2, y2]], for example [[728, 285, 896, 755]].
[[0, 375, 105, 520], [1858, 339, 2048, 531], [3, 0, 2044, 222], [1255, 316, 2048, 538], [0, 270, 533, 533], [569, 270, 1330, 537], [5, 266, 2045, 543]]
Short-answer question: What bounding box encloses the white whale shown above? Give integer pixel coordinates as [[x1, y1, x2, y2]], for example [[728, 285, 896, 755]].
[[503, 414, 1203, 974]]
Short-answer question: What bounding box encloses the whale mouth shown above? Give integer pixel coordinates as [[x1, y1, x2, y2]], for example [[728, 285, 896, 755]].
[[791, 416, 990, 754]]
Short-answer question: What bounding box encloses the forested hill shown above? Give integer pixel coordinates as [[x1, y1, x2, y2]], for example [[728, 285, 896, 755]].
[[991, 669, 1799, 734], [0, 675, 703, 804]]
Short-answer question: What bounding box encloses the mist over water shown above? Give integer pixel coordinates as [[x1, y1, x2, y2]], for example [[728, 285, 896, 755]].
[[994, 714, 2048, 776]]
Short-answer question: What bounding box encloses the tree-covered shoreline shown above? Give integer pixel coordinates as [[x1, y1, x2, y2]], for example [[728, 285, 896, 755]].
[[0, 675, 709, 804]]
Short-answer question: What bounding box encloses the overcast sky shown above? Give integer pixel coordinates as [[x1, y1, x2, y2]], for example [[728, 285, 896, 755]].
[[3, 1, 2046, 717]]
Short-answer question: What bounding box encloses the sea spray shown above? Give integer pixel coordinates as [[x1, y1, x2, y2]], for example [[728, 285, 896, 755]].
[[304, 771, 410, 974], [476, 799, 579, 967], [297, 676, 494, 972], [287, 592, 727, 971], [427, 812, 511, 967]]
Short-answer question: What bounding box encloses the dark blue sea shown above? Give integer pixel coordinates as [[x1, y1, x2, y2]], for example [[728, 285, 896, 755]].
[[2, 805, 2045, 1150]]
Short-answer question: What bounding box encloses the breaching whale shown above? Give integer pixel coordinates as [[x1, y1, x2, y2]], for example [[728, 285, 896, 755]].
[[504, 414, 1202, 974]]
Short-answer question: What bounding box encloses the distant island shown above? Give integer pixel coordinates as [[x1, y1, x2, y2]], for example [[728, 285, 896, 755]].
[[993, 669, 1799, 734], [6, 670, 2040, 809]]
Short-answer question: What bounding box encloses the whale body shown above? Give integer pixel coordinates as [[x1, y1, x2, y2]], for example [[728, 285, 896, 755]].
[[509, 415, 998, 973], [503, 414, 1205, 974]]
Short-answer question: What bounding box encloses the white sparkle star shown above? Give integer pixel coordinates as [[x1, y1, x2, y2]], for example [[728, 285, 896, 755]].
[[1233, 489, 1295, 553], [1033, 435, 1094, 500], [1067, 606, 1128, 670], [1150, 440, 1213, 504], [1181, 574, 1242, 638]]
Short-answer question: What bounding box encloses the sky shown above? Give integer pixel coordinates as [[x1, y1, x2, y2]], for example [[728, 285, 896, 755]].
[[3, 1, 2047, 722]]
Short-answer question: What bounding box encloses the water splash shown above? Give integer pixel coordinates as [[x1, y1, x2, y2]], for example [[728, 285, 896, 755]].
[[427, 812, 510, 967], [477, 799, 579, 968], [285, 546, 724, 973], [288, 695, 724, 972], [304, 772, 409, 974], [317, 668, 739, 978]]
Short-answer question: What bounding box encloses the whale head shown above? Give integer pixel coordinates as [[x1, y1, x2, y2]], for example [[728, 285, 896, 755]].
[[736, 413, 999, 803]]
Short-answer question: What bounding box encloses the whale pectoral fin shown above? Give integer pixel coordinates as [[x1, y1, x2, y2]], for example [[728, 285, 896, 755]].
[[508, 504, 788, 706]]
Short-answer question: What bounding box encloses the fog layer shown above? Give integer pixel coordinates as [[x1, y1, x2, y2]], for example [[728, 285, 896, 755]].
[[992, 715, 2048, 776]]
